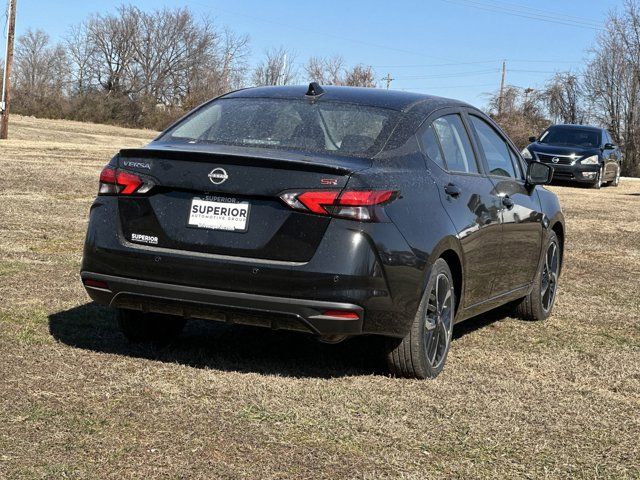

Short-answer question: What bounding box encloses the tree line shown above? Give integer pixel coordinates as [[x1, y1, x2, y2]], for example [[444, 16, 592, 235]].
[[3, 5, 376, 131], [3, 2, 640, 175]]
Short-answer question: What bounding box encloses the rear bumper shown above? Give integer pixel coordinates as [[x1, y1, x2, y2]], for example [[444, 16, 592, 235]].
[[82, 272, 363, 335], [81, 197, 427, 337]]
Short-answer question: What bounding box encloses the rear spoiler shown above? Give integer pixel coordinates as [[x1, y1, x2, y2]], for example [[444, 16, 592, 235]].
[[119, 145, 372, 176]]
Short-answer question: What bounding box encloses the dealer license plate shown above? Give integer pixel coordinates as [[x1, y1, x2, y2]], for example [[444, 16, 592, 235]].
[[188, 198, 250, 232]]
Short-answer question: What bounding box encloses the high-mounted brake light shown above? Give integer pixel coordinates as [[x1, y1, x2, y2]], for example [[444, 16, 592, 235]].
[[98, 166, 154, 196], [280, 189, 398, 221]]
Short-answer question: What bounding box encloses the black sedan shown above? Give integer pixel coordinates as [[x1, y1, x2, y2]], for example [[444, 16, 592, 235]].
[[81, 84, 565, 379], [522, 124, 622, 188]]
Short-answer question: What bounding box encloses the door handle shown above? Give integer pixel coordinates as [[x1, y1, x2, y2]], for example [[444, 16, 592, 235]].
[[444, 183, 461, 198], [502, 195, 514, 209]]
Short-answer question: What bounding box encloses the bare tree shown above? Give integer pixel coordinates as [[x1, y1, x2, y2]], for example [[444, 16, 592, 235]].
[[65, 23, 97, 95], [486, 85, 549, 148], [86, 5, 139, 94], [304, 55, 376, 87], [177, 26, 249, 108], [343, 64, 376, 87], [13, 29, 69, 116], [584, 0, 640, 176], [304, 55, 344, 84], [217, 28, 250, 93], [131, 7, 217, 104], [252, 47, 296, 86], [584, 28, 627, 145], [545, 72, 585, 124]]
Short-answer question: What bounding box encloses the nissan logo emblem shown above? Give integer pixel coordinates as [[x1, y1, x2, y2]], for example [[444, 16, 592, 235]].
[[551, 157, 560, 164], [208, 168, 228, 185]]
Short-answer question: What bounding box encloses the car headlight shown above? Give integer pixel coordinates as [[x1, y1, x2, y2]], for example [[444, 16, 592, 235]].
[[521, 148, 532, 160], [580, 155, 599, 165]]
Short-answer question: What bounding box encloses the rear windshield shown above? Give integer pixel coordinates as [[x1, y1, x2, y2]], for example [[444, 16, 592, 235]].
[[539, 127, 601, 148], [158, 97, 400, 157]]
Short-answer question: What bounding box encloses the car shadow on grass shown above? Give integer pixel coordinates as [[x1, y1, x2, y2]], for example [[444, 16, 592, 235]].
[[48, 302, 507, 378]]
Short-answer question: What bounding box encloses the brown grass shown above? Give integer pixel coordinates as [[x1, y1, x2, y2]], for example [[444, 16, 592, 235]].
[[0, 115, 639, 479]]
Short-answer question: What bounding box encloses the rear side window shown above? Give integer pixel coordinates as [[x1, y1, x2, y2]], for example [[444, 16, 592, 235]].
[[420, 124, 446, 170], [432, 115, 479, 174], [470, 116, 519, 178]]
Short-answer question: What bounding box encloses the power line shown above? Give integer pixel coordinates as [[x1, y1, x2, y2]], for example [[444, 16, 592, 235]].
[[439, 0, 603, 30], [186, 0, 456, 62], [395, 69, 499, 80], [371, 60, 497, 69], [509, 69, 566, 74], [470, 0, 601, 27], [398, 82, 498, 91]]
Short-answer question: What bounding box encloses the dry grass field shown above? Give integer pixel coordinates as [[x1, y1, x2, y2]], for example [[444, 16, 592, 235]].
[[1, 115, 639, 479]]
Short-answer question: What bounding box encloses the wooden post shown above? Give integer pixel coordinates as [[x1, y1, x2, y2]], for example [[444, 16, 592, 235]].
[[384, 73, 393, 90], [1, 0, 18, 140], [497, 60, 506, 116]]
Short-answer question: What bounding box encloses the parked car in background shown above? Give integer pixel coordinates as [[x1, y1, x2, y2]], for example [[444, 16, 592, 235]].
[[81, 84, 565, 379], [521, 124, 622, 189]]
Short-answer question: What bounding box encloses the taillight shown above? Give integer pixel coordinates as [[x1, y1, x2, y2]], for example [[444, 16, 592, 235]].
[[98, 166, 154, 195], [280, 189, 398, 221]]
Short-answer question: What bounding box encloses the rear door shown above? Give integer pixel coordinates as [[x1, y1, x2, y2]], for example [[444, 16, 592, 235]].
[[419, 110, 503, 308], [465, 111, 543, 294], [116, 146, 369, 262]]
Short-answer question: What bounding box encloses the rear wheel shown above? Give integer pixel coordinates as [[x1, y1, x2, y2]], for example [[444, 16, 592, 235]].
[[386, 258, 455, 379], [610, 166, 621, 187], [513, 231, 560, 321], [117, 309, 186, 345]]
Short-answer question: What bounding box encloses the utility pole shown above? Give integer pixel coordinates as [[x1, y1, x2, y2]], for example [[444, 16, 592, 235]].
[[1, 0, 17, 140], [384, 73, 393, 90], [497, 60, 506, 116]]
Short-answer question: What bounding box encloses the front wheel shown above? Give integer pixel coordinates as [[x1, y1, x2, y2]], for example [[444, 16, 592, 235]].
[[591, 165, 604, 189], [386, 258, 455, 379], [513, 231, 561, 321]]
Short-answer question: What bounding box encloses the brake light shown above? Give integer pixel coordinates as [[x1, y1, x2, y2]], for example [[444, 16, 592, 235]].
[[280, 189, 398, 221], [297, 191, 340, 214], [98, 166, 153, 195]]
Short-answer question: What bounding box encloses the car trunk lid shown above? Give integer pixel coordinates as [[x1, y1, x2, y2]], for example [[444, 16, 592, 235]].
[[116, 145, 371, 262]]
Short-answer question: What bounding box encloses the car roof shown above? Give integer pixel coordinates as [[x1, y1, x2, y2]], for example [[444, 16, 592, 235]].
[[549, 124, 603, 132], [222, 85, 471, 114]]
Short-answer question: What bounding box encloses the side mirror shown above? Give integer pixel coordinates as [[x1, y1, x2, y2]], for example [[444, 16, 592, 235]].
[[528, 136, 537, 143], [526, 161, 553, 186], [603, 142, 616, 149]]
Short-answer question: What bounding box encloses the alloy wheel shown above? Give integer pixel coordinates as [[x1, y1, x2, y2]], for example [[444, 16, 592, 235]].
[[597, 166, 604, 188], [540, 241, 559, 312], [424, 273, 454, 369]]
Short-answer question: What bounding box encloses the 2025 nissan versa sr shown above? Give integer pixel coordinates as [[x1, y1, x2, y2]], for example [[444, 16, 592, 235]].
[[81, 83, 565, 379]]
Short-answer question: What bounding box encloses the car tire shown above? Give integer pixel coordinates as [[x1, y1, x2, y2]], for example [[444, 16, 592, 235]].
[[513, 231, 561, 321], [610, 166, 621, 187], [117, 309, 186, 345], [591, 166, 604, 189], [386, 258, 455, 379]]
